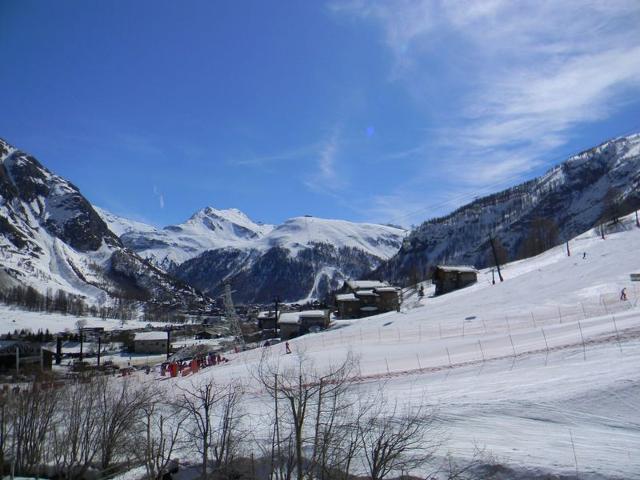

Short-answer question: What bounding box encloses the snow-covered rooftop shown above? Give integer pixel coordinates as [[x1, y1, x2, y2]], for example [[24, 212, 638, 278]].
[[134, 331, 168, 341], [435, 265, 479, 273], [346, 280, 390, 290], [374, 286, 399, 293], [336, 293, 359, 302], [298, 310, 327, 318], [277, 312, 301, 325], [356, 289, 378, 296]]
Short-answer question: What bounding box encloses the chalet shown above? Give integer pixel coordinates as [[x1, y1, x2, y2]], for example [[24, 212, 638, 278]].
[[433, 265, 478, 295], [257, 311, 278, 330], [134, 331, 169, 354], [335, 280, 400, 319], [278, 310, 330, 339], [194, 328, 219, 340], [339, 280, 390, 294]]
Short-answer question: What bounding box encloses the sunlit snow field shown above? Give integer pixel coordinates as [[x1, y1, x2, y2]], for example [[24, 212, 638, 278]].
[[156, 218, 640, 478]]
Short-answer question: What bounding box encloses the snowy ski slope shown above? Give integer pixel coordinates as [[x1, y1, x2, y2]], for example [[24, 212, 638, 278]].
[[154, 215, 640, 478]]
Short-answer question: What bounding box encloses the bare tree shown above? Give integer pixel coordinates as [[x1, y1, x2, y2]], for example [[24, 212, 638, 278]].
[[52, 376, 103, 479], [256, 350, 359, 480], [97, 376, 152, 471], [518, 217, 559, 258], [0, 390, 12, 477], [358, 395, 441, 480], [139, 388, 188, 480], [180, 379, 218, 479], [10, 382, 60, 475], [211, 382, 245, 471], [179, 379, 245, 479]]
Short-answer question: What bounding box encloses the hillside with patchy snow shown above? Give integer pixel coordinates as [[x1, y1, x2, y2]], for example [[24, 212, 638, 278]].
[[0, 138, 208, 309], [378, 133, 640, 285]]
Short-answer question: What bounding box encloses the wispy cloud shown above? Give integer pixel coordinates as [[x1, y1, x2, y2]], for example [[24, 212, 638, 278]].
[[153, 185, 165, 209], [304, 129, 348, 194], [334, 0, 640, 190]]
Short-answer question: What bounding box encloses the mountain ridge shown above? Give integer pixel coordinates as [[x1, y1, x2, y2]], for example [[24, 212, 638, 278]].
[[0, 137, 209, 313], [374, 132, 640, 284], [98, 206, 407, 303]]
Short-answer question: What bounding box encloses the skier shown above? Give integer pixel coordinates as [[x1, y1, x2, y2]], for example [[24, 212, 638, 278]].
[[620, 288, 627, 301], [285, 341, 292, 354], [418, 285, 425, 298], [582, 252, 587, 260]]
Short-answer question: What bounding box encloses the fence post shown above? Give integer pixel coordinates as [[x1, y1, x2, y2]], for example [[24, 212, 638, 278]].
[[612, 315, 622, 353], [541, 328, 549, 353], [577, 320, 586, 360], [569, 430, 580, 479]]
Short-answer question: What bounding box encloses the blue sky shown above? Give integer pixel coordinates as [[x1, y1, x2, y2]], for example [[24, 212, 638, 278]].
[[1, 1, 639, 228]]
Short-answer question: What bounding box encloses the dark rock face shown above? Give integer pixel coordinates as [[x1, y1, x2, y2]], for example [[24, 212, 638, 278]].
[[1, 141, 121, 252], [173, 242, 386, 304], [0, 137, 208, 310], [376, 134, 640, 284]]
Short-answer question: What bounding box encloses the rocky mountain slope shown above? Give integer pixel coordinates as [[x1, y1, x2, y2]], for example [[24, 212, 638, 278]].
[[376, 133, 640, 284], [171, 216, 405, 303], [0, 138, 208, 310], [99, 206, 406, 304]]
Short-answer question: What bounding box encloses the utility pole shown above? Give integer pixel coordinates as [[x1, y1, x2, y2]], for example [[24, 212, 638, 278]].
[[79, 329, 84, 362], [55, 336, 62, 365], [97, 335, 102, 367], [224, 283, 245, 347], [273, 296, 280, 337], [489, 236, 504, 282]]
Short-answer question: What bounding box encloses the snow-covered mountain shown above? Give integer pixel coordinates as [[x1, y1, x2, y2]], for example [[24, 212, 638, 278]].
[[0, 138, 208, 310], [173, 216, 406, 303], [377, 133, 640, 284], [97, 206, 274, 271], [99, 206, 406, 303]]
